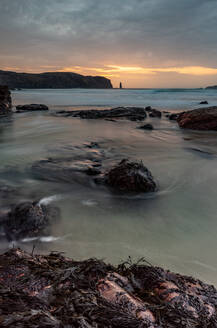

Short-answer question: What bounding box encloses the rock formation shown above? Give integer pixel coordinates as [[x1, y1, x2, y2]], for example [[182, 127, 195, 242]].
[[177, 106, 217, 130], [0, 85, 12, 115], [0, 70, 113, 89], [56, 106, 147, 121], [16, 104, 49, 112]]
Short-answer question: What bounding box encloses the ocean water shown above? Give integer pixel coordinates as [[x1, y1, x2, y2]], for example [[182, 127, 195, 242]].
[[1, 88, 217, 286]]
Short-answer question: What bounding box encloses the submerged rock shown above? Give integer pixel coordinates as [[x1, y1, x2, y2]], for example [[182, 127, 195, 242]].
[[0, 86, 12, 115], [138, 123, 153, 130], [2, 201, 60, 241], [16, 104, 49, 112], [104, 159, 157, 193], [56, 106, 147, 121], [177, 106, 217, 130], [0, 248, 217, 328]]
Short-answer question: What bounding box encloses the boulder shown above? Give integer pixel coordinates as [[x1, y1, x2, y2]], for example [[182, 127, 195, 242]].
[[3, 201, 60, 241], [104, 159, 157, 193], [16, 104, 49, 112], [0, 86, 12, 115], [177, 106, 217, 130]]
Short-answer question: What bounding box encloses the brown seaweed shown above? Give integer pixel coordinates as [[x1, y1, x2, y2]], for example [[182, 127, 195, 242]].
[[0, 248, 217, 327]]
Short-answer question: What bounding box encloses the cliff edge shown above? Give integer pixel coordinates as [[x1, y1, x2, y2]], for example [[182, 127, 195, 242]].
[[0, 70, 113, 89]]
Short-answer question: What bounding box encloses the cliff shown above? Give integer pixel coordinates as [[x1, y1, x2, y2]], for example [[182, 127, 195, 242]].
[[0, 70, 113, 89]]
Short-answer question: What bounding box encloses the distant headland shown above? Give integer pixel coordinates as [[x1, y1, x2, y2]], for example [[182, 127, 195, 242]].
[[206, 85, 217, 89], [0, 70, 113, 89]]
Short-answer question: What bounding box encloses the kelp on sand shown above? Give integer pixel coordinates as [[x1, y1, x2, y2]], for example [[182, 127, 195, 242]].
[[0, 248, 217, 327]]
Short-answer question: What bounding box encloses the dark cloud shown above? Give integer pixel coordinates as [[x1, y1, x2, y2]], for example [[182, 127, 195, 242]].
[[0, 0, 217, 75]]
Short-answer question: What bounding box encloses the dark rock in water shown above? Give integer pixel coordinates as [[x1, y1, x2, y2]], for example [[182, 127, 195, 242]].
[[104, 159, 157, 193], [0, 86, 12, 115], [177, 106, 217, 130], [1, 248, 216, 328], [3, 201, 60, 241], [200, 101, 208, 105], [145, 106, 152, 112], [138, 123, 153, 130], [149, 109, 162, 118], [16, 104, 49, 112], [169, 113, 180, 121], [55, 106, 147, 121]]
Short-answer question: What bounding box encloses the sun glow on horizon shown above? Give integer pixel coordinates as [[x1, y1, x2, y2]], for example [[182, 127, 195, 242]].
[[2, 64, 217, 88]]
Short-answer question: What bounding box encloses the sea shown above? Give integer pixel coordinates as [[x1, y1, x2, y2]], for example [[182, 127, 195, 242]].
[[1, 87, 217, 285]]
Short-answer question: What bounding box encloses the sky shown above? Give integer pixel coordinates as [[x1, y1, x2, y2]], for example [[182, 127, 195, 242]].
[[1, 0, 217, 88]]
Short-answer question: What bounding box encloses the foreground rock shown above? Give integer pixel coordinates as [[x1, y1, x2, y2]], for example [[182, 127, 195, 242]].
[[0, 248, 216, 327], [1, 201, 60, 241], [104, 159, 157, 193], [177, 106, 217, 130], [0, 86, 12, 115], [16, 104, 49, 112], [56, 106, 147, 121]]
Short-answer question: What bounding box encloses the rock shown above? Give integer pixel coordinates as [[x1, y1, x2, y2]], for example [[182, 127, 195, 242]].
[[149, 109, 162, 118], [0, 86, 12, 115], [177, 106, 217, 130], [2, 201, 60, 241], [104, 159, 157, 193], [145, 106, 152, 112], [32, 158, 102, 183], [138, 124, 153, 130], [169, 113, 179, 121], [199, 101, 208, 105], [16, 104, 49, 112], [0, 70, 113, 89], [55, 107, 147, 121]]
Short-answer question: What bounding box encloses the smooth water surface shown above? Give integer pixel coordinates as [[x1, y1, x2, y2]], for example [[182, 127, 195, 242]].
[[1, 88, 217, 286]]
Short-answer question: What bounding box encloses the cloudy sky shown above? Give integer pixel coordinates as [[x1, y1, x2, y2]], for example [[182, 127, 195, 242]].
[[1, 0, 217, 87]]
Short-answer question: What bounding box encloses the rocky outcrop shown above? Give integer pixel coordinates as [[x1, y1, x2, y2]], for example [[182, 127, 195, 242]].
[[0, 86, 12, 115], [16, 104, 49, 112], [0, 248, 217, 328], [177, 107, 217, 130], [56, 106, 147, 121], [104, 159, 157, 193], [2, 201, 60, 241], [0, 70, 113, 89]]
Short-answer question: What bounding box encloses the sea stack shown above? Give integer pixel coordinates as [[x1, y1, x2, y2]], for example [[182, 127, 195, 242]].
[[0, 85, 12, 115], [120, 82, 123, 89]]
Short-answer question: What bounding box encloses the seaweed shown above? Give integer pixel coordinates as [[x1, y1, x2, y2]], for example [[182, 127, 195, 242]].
[[0, 248, 216, 327]]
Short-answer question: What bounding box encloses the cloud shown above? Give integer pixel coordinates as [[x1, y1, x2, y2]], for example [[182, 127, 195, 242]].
[[0, 0, 217, 86]]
